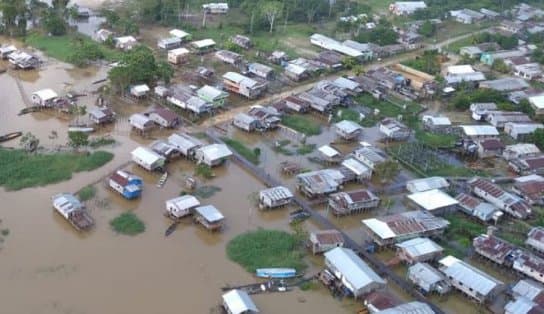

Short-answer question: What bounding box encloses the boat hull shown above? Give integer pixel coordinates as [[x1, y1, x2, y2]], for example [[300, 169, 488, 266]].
[[256, 268, 296, 278]]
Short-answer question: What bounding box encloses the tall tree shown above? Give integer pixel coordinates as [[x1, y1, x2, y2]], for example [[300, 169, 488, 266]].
[[261, 1, 282, 32]]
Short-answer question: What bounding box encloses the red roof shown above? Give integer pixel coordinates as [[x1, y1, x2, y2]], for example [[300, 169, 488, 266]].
[[473, 235, 515, 262], [365, 291, 401, 311], [152, 106, 179, 123], [479, 138, 504, 150], [470, 178, 504, 198], [312, 230, 344, 245]]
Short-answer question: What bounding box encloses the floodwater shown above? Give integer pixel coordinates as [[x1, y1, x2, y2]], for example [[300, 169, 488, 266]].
[[0, 47, 358, 314]]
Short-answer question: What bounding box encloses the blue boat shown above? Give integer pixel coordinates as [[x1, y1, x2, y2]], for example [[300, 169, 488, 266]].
[[256, 268, 297, 278]]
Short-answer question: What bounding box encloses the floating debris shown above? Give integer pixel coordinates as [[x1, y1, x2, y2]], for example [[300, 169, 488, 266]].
[[194, 185, 221, 199]]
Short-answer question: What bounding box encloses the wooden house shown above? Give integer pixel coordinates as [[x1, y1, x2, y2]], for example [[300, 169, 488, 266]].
[[108, 170, 143, 199], [407, 262, 451, 295], [194, 205, 224, 231], [248, 63, 274, 80], [131, 147, 166, 172], [230, 35, 252, 49], [129, 113, 154, 132], [167, 133, 203, 159], [334, 120, 363, 140], [88, 107, 116, 125], [233, 113, 259, 132], [396, 237, 443, 264], [328, 189, 379, 216], [215, 50, 243, 65], [148, 106, 180, 128], [222, 289, 259, 314], [223, 72, 267, 99], [31, 89, 58, 107], [309, 230, 344, 254], [195, 144, 233, 167], [157, 37, 182, 50], [167, 48, 190, 65], [258, 186, 293, 209], [51, 193, 94, 231], [165, 195, 200, 219], [130, 84, 150, 98]]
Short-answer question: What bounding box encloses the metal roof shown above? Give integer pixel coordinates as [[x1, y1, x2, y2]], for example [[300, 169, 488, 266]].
[[504, 297, 539, 314], [223, 72, 259, 88], [167, 133, 203, 153], [318, 145, 341, 158], [396, 237, 443, 258], [408, 262, 445, 286], [131, 147, 164, 165], [166, 195, 200, 211], [197, 144, 232, 160], [234, 112, 257, 125], [407, 189, 458, 211], [439, 255, 503, 296], [324, 247, 385, 291], [406, 177, 449, 193], [169, 29, 190, 39], [447, 65, 475, 75], [168, 47, 189, 56], [197, 85, 227, 100], [506, 144, 541, 156], [481, 78, 530, 92], [52, 193, 83, 216], [422, 115, 451, 126], [32, 88, 58, 101], [529, 95, 544, 109], [460, 125, 499, 136], [512, 279, 544, 300], [341, 158, 371, 176], [222, 289, 259, 314], [362, 211, 449, 240], [259, 186, 293, 201], [377, 301, 435, 314], [195, 205, 224, 222], [191, 38, 216, 48], [335, 120, 362, 134]]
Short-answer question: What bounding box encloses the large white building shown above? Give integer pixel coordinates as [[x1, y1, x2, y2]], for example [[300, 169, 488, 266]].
[[389, 1, 427, 16]]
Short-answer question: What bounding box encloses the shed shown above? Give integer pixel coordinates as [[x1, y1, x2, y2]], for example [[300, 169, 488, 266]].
[[318, 145, 342, 163], [51, 193, 94, 231], [158, 37, 182, 50], [165, 195, 200, 219], [309, 230, 344, 254], [407, 189, 459, 214], [460, 125, 499, 139], [191, 39, 216, 52], [88, 107, 115, 125], [328, 189, 379, 216], [129, 113, 154, 132], [130, 84, 150, 98], [169, 29, 191, 41], [231, 35, 252, 49], [197, 85, 228, 107], [149, 106, 180, 128], [233, 113, 259, 132], [248, 63, 274, 79], [406, 177, 449, 193], [167, 48, 190, 65], [195, 144, 233, 166], [108, 170, 143, 199], [167, 133, 203, 158], [31, 89, 58, 107], [131, 147, 166, 171], [194, 205, 224, 231], [324, 247, 386, 298], [396, 237, 443, 264], [407, 262, 450, 294], [258, 186, 293, 209], [334, 120, 363, 140], [222, 289, 258, 314]]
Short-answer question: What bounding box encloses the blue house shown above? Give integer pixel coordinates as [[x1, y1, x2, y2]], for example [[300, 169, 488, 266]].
[[108, 170, 143, 199]]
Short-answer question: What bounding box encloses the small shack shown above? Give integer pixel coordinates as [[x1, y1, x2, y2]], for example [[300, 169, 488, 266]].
[[191, 39, 216, 53], [195, 144, 233, 167], [258, 186, 293, 209], [165, 195, 200, 219], [395, 237, 443, 264], [194, 205, 224, 231], [407, 262, 451, 295], [169, 29, 191, 41], [327, 189, 380, 216], [88, 107, 116, 125], [231, 35, 252, 49], [131, 147, 166, 172], [168, 133, 203, 159], [222, 289, 259, 314], [215, 50, 243, 65], [309, 230, 344, 254], [318, 145, 342, 163], [51, 193, 94, 231], [167, 48, 190, 65], [158, 37, 182, 50], [233, 113, 259, 132], [248, 63, 274, 80], [334, 120, 363, 140], [31, 89, 58, 107], [148, 106, 180, 128], [108, 170, 143, 199], [129, 113, 154, 132], [130, 84, 150, 98]]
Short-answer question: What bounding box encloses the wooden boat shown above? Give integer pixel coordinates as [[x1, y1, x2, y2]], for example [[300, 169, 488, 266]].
[[165, 221, 179, 237], [18, 106, 41, 116], [68, 126, 94, 133], [0, 131, 22, 143], [156, 172, 168, 188], [256, 268, 297, 279]]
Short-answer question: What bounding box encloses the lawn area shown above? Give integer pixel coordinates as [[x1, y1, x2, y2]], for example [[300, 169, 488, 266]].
[[226, 229, 306, 273], [25, 32, 121, 65], [415, 130, 458, 148], [0, 149, 113, 190], [222, 137, 260, 164], [333, 108, 363, 123], [356, 94, 421, 118], [281, 115, 321, 136], [110, 212, 145, 236], [444, 213, 485, 248]]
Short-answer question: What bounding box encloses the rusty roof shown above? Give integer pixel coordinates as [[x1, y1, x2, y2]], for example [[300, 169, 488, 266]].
[[456, 193, 482, 209], [311, 229, 344, 245], [365, 291, 401, 311], [469, 178, 504, 198], [524, 155, 544, 170], [473, 235, 515, 262], [479, 138, 504, 150]]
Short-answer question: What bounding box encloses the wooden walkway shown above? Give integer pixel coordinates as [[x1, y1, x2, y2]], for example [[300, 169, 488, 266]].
[[205, 129, 444, 314]]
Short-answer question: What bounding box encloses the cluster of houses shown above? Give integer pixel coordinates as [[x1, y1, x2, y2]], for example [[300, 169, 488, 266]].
[[233, 105, 281, 132], [0, 44, 41, 69]]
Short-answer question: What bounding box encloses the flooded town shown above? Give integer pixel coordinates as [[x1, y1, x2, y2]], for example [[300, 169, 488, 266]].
[[4, 1, 544, 314]]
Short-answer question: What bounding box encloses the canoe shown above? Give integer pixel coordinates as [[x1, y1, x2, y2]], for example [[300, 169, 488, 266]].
[[256, 268, 297, 279], [0, 131, 22, 143], [165, 221, 179, 237], [156, 172, 168, 188]]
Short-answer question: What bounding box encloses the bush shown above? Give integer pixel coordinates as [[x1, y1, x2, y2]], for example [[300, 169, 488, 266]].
[[89, 137, 116, 148], [195, 164, 215, 179], [78, 185, 96, 201], [110, 212, 145, 235], [226, 229, 306, 272]]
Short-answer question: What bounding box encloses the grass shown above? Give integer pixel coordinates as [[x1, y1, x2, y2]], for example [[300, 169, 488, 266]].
[[89, 137, 116, 148], [110, 212, 145, 236], [444, 213, 485, 248], [195, 164, 215, 179], [356, 94, 421, 119], [296, 144, 316, 155], [222, 137, 260, 164], [25, 32, 121, 64], [226, 229, 306, 273], [78, 185, 96, 202], [272, 139, 294, 156], [281, 115, 321, 136], [333, 108, 362, 123], [0, 149, 113, 190], [415, 129, 458, 148]]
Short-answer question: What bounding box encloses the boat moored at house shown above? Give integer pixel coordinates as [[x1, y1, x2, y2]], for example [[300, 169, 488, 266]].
[[51, 193, 94, 231]]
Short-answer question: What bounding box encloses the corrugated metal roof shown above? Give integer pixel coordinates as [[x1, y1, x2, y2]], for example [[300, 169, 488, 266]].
[[131, 147, 164, 166], [324, 247, 385, 291], [259, 186, 293, 201], [222, 289, 259, 314], [512, 279, 544, 300], [439, 255, 503, 296], [198, 144, 232, 160], [318, 145, 341, 158], [407, 189, 458, 211], [408, 262, 445, 286], [166, 195, 200, 211], [504, 297, 539, 314], [195, 205, 224, 222], [377, 301, 435, 314], [341, 158, 370, 176], [362, 211, 449, 241], [335, 120, 362, 134], [460, 125, 499, 136], [396, 237, 443, 258], [406, 177, 449, 193]]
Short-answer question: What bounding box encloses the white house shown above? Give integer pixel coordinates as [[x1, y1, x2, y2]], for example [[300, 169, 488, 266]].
[[195, 144, 233, 166], [129, 113, 154, 132], [203, 3, 229, 14], [168, 133, 203, 159], [31, 89, 58, 107], [334, 120, 363, 140], [505, 123, 544, 140], [130, 84, 150, 98], [389, 1, 427, 16], [222, 289, 259, 314], [169, 29, 191, 41], [165, 195, 200, 219], [157, 37, 182, 50], [115, 36, 137, 50], [131, 147, 166, 171], [258, 186, 293, 209]]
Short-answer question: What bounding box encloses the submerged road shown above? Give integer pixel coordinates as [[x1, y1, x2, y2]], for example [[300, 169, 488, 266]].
[[206, 129, 445, 314]]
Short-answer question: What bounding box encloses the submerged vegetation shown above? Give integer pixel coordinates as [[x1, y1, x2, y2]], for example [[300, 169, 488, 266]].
[[194, 185, 222, 199], [195, 164, 215, 179], [281, 115, 321, 136], [222, 137, 260, 164], [226, 229, 306, 273], [0, 149, 113, 190], [110, 212, 145, 235], [78, 185, 96, 202]]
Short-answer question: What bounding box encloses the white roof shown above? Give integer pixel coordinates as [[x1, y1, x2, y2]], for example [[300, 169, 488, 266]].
[[529, 95, 544, 109], [285, 63, 307, 75], [131, 147, 164, 165], [504, 297, 537, 314], [198, 144, 232, 160], [223, 72, 258, 88], [335, 120, 362, 134], [422, 115, 451, 126], [333, 77, 359, 90], [515, 174, 544, 183], [407, 189, 458, 211], [168, 47, 189, 56], [408, 262, 445, 286], [378, 302, 435, 314], [222, 289, 259, 314], [192, 39, 216, 49], [362, 219, 396, 240], [197, 85, 227, 100], [447, 65, 475, 74], [512, 279, 544, 300], [33, 88, 58, 101], [259, 186, 293, 200], [460, 125, 499, 136], [131, 84, 150, 93], [168, 133, 203, 152], [439, 255, 503, 296], [318, 145, 341, 158], [115, 36, 136, 44], [324, 247, 385, 291], [169, 29, 190, 39], [396, 237, 443, 257], [166, 195, 200, 211], [406, 177, 450, 193], [195, 205, 224, 222], [129, 113, 151, 126], [52, 193, 83, 216], [341, 158, 371, 176]]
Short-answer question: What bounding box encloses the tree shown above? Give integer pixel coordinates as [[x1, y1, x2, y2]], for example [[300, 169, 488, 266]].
[[43, 11, 67, 35], [0, 0, 29, 36], [19, 132, 39, 152], [68, 131, 89, 148], [528, 128, 544, 150], [492, 59, 509, 73], [374, 160, 400, 183], [261, 1, 282, 32], [341, 56, 358, 70], [419, 20, 435, 37]]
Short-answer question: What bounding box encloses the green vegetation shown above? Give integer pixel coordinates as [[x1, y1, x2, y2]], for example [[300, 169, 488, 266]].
[[527, 128, 544, 150], [415, 129, 458, 148], [281, 115, 321, 136], [222, 137, 260, 164], [1, 229, 10, 237], [356, 94, 421, 118], [272, 139, 294, 156], [68, 131, 89, 148], [471, 32, 518, 50], [356, 23, 399, 46], [110, 212, 145, 236], [226, 229, 306, 273], [195, 164, 215, 179], [333, 108, 362, 123], [194, 185, 221, 199], [451, 88, 507, 111], [78, 185, 96, 202], [444, 213, 485, 248], [401, 50, 442, 75], [0, 149, 113, 190], [25, 33, 121, 66], [374, 160, 400, 183], [89, 137, 116, 148], [299, 281, 317, 291], [296, 144, 316, 155]]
